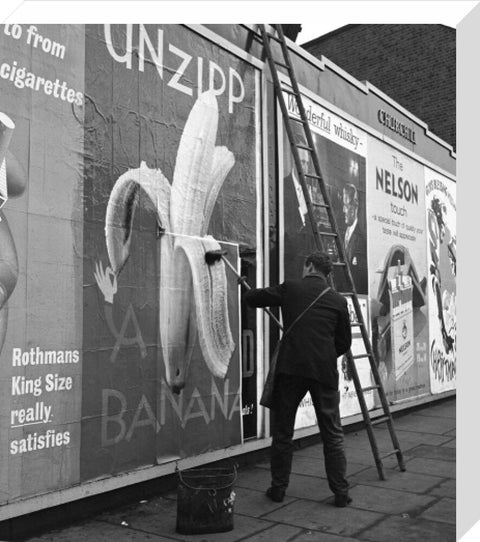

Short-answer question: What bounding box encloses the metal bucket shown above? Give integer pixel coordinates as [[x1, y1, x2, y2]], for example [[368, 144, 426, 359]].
[[176, 465, 237, 535]]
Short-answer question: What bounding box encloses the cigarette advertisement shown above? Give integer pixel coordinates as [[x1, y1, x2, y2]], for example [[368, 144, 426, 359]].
[[367, 136, 430, 404], [0, 24, 85, 504], [81, 25, 258, 480], [425, 169, 456, 394]]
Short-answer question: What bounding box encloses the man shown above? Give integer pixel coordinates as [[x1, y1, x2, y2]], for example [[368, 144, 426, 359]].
[[342, 183, 367, 294], [245, 252, 352, 507]]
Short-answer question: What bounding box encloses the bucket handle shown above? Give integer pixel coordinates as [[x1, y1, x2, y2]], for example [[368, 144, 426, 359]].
[[176, 464, 237, 491]]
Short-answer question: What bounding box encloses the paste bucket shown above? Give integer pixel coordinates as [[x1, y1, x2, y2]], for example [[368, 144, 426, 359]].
[[176, 465, 237, 535]]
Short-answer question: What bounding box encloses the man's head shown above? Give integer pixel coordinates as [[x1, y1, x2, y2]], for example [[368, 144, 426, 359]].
[[343, 184, 358, 227], [303, 251, 333, 278]]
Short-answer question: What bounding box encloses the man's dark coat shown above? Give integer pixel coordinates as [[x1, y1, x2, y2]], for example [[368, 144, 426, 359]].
[[245, 275, 352, 390]]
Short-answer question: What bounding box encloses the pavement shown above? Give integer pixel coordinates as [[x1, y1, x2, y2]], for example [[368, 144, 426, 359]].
[[26, 397, 456, 542]]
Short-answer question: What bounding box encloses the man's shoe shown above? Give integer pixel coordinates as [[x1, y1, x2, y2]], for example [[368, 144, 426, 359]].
[[333, 494, 352, 508], [266, 487, 285, 503]]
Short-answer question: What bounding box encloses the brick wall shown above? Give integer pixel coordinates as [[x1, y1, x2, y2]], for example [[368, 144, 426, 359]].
[[303, 25, 456, 150]]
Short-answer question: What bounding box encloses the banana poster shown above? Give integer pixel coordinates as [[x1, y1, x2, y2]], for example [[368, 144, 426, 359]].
[[81, 25, 258, 480]]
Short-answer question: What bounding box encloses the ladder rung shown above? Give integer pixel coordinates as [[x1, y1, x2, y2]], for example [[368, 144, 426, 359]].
[[274, 60, 289, 69], [266, 32, 283, 43], [296, 144, 313, 151], [362, 385, 380, 393], [305, 173, 322, 180], [289, 116, 307, 125], [371, 416, 390, 426], [338, 291, 355, 297], [320, 231, 337, 238], [332, 261, 346, 267], [351, 353, 371, 360], [311, 202, 329, 209], [380, 449, 400, 460]]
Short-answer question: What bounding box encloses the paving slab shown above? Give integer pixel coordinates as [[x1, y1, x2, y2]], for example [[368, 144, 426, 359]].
[[428, 479, 456, 499], [96, 495, 273, 542], [358, 515, 456, 542], [413, 401, 456, 419], [348, 466, 442, 494], [261, 498, 382, 538], [257, 453, 369, 478], [236, 467, 333, 502], [233, 486, 297, 517], [420, 497, 456, 525], [348, 484, 436, 515], [407, 444, 455, 461], [405, 457, 456, 479], [441, 438, 456, 449], [240, 523, 303, 541], [27, 521, 172, 541], [388, 414, 456, 435], [342, 445, 411, 470], [235, 467, 272, 491], [241, 523, 361, 542], [368, 428, 452, 449]]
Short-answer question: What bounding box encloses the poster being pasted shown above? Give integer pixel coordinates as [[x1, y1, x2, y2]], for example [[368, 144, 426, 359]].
[[425, 169, 456, 394], [81, 24, 259, 480], [367, 136, 430, 403], [0, 24, 85, 505]]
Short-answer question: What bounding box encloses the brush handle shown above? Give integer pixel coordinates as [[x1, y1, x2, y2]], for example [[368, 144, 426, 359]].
[[221, 254, 283, 330]]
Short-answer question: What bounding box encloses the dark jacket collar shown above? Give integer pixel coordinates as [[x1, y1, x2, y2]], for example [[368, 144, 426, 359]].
[[303, 273, 328, 283]]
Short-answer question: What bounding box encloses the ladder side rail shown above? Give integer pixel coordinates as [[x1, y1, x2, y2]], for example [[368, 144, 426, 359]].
[[343, 349, 386, 480], [259, 25, 325, 253], [274, 25, 382, 388], [272, 26, 363, 300]]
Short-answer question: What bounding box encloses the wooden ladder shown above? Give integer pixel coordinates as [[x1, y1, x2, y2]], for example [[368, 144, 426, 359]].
[[259, 24, 406, 480]]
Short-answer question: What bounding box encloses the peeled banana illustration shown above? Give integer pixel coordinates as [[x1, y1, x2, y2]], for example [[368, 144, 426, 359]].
[[105, 91, 236, 392]]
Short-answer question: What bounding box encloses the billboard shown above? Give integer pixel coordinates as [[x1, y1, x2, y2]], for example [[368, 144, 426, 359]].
[[0, 24, 85, 504], [367, 136, 430, 403], [425, 169, 456, 394], [80, 25, 259, 480]]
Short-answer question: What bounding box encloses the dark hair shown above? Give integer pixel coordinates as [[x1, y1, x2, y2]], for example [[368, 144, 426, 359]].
[[305, 251, 333, 275], [343, 183, 358, 205]]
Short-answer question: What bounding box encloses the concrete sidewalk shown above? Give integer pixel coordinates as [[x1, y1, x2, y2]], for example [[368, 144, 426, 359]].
[[27, 397, 456, 542]]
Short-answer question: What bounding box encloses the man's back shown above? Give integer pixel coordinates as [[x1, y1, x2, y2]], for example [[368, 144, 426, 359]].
[[245, 275, 351, 389]]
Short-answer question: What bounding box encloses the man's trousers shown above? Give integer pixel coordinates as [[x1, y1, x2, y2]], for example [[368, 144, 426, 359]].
[[270, 373, 349, 497]]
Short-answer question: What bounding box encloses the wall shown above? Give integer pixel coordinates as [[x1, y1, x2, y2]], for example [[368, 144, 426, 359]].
[[0, 23, 456, 520], [303, 24, 456, 150]]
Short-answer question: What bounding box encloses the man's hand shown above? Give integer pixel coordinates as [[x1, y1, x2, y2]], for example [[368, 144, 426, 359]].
[[94, 261, 117, 304]]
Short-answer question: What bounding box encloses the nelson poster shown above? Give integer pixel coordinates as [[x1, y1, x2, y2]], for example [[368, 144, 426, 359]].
[[367, 136, 429, 404]]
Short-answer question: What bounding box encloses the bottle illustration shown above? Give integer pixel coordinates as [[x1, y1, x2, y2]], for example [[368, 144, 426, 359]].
[[388, 259, 414, 380]]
